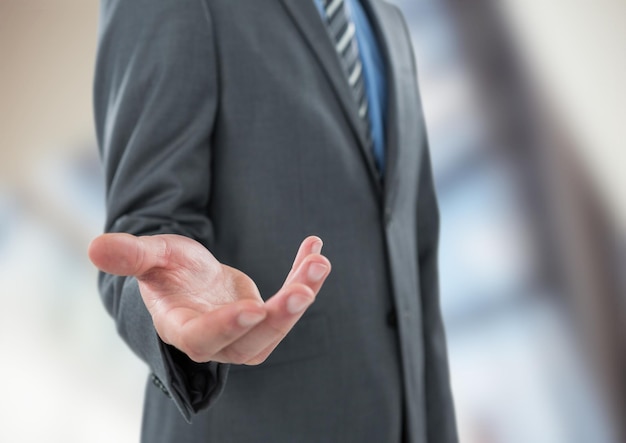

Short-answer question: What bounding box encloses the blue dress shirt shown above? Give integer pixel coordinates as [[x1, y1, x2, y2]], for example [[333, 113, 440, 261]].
[[314, 0, 388, 173]]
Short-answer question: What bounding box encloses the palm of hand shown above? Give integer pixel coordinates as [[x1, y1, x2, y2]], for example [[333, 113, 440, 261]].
[[89, 233, 330, 365]]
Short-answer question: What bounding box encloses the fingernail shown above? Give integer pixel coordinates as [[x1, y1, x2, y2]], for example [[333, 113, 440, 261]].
[[311, 239, 323, 254], [238, 312, 265, 328], [287, 294, 311, 314], [307, 262, 328, 283]]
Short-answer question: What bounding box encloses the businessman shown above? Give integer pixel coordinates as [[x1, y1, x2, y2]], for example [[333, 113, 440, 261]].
[[89, 0, 458, 441]]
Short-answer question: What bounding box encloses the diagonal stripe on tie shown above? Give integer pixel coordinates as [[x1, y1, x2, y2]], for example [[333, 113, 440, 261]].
[[322, 0, 374, 151], [348, 60, 362, 87], [325, 0, 344, 20], [336, 22, 356, 54]]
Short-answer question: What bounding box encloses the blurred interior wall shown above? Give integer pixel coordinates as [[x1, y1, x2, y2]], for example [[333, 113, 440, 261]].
[[542, 135, 626, 441], [0, 4, 144, 443], [489, 3, 626, 434], [441, 0, 626, 439], [0, 0, 98, 183], [496, 0, 626, 232]]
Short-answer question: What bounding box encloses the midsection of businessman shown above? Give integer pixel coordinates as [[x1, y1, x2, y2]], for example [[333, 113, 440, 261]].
[[93, 0, 457, 442]]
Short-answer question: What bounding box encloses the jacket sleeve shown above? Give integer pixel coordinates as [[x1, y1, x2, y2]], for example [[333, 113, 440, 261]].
[[93, 0, 227, 422], [416, 145, 459, 442]]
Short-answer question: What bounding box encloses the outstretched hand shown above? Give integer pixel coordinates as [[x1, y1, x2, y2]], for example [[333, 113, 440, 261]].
[[88, 233, 331, 365]]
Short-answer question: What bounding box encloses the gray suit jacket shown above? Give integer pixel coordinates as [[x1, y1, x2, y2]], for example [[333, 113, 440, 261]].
[[94, 0, 457, 441]]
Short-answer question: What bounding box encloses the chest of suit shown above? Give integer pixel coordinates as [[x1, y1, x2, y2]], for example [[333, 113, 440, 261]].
[[203, 0, 426, 219]]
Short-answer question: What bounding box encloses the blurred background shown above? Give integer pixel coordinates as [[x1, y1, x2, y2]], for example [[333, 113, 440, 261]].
[[0, 0, 624, 441]]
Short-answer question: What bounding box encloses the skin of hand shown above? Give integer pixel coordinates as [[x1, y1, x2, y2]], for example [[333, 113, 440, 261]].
[[88, 233, 331, 365]]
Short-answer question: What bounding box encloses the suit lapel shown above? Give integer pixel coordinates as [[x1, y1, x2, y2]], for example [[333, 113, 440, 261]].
[[279, 0, 382, 193], [361, 0, 410, 210]]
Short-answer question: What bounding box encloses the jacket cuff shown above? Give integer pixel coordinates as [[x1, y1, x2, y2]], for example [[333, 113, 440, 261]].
[[116, 276, 229, 422], [153, 340, 230, 422]]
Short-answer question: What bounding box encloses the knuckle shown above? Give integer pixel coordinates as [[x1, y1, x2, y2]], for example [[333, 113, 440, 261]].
[[290, 283, 315, 299], [154, 236, 172, 268]]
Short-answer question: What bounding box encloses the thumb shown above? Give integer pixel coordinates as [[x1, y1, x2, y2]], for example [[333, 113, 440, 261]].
[[88, 233, 170, 277]]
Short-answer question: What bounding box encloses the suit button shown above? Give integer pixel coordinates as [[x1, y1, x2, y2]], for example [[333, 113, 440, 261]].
[[151, 373, 171, 398], [386, 310, 398, 328]]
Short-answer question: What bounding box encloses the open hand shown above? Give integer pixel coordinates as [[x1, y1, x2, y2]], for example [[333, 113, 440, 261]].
[[88, 233, 331, 365]]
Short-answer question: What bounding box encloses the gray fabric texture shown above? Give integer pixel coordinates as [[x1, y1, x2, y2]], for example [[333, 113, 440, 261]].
[[94, 0, 458, 441]]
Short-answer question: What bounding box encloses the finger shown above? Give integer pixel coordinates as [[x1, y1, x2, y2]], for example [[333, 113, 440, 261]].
[[160, 299, 268, 363], [284, 254, 331, 295], [88, 233, 172, 277], [221, 256, 331, 365], [285, 236, 323, 284], [215, 283, 315, 365], [244, 256, 331, 363]]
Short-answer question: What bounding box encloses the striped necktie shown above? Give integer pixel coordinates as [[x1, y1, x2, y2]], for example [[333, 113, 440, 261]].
[[322, 0, 374, 149]]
